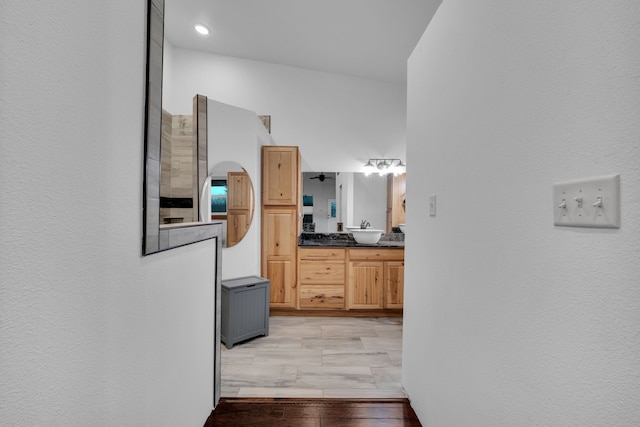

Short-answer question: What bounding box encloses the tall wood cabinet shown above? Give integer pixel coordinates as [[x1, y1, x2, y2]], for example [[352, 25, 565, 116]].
[[261, 146, 301, 309]]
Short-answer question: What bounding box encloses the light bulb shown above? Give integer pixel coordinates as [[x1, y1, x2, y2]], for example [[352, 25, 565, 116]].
[[195, 24, 210, 35]]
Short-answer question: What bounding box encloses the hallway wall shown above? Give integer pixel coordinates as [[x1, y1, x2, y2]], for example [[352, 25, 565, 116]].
[[162, 45, 407, 173], [403, 1, 640, 425], [1, 2, 217, 425], [206, 99, 266, 279]]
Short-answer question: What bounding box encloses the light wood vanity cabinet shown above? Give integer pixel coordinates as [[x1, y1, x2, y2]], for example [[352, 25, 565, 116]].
[[261, 146, 301, 309], [347, 248, 404, 310], [294, 247, 405, 311], [261, 146, 404, 312], [298, 248, 346, 309]]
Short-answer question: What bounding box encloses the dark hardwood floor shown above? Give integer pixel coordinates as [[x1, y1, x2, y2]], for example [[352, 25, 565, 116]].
[[204, 398, 422, 426]]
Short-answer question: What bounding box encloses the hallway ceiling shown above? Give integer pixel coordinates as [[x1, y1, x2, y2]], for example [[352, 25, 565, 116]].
[[164, 0, 441, 84]]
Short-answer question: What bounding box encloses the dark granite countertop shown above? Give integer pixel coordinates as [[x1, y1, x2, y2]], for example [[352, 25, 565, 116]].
[[298, 232, 405, 248]]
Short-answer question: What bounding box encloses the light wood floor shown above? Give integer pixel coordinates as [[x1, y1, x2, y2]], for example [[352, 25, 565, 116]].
[[221, 316, 404, 398]]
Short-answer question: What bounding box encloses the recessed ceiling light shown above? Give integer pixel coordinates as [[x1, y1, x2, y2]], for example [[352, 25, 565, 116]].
[[194, 24, 210, 35]]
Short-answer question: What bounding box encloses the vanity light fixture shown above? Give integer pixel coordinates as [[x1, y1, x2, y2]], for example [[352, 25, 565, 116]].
[[194, 24, 210, 35], [363, 158, 405, 175]]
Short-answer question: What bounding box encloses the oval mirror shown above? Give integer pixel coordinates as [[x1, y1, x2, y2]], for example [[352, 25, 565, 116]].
[[200, 161, 254, 248]]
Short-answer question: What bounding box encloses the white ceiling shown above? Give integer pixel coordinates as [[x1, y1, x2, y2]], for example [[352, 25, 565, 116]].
[[164, 0, 441, 84]]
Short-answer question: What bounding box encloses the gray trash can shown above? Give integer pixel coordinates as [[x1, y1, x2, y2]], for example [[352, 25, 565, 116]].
[[221, 276, 270, 349]]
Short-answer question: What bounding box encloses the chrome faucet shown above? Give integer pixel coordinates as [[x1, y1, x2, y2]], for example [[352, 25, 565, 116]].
[[360, 220, 370, 229]]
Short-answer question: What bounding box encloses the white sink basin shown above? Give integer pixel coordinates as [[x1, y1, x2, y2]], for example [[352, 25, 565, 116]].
[[350, 229, 384, 244], [398, 223, 406, 233]]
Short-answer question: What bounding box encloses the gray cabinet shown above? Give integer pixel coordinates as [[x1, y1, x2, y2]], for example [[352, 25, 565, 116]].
[[221, 276, 270, 349]]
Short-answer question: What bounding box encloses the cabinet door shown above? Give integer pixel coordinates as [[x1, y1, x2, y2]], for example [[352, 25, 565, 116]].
[[226, 210, 251, 247], [262, 146, 298, 205], [384, 261, 404, 309], [227, 171, 253, 210], [262, 208, 297, 257], [266, 260, 295, 307], [262, 208, 297, 308], [348, 261, 384, 309]]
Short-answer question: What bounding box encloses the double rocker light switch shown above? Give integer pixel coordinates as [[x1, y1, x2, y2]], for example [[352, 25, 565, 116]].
[[553, 175, 620, 228]]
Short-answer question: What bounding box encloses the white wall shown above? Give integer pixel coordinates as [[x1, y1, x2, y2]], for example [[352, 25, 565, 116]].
[[163, 46, 407, 173], [1, 2, 217, 425], [403, 1, 640, 426], [206, 100, 265, 279]]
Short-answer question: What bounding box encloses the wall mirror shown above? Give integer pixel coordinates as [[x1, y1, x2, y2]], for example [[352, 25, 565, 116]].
[[302, 172, 406, 233], [143, 0, 220, 255], [200, 162, 255, 248]]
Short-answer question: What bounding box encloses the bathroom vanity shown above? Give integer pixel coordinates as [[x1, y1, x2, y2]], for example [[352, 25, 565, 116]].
[[261, 145, 404, 315], [295, 233, 404, 313]]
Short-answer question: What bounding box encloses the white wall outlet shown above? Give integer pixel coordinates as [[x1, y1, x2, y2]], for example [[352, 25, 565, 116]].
[[429, 195, 437, 217], [553, 175, 620, 228]]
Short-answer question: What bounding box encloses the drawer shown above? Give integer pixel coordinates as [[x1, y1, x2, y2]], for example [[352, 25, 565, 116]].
[[299, 284, 345, 309], [348, 248, 404, 261], [299, 247, 346, 260], [299, 261, 345, 284]]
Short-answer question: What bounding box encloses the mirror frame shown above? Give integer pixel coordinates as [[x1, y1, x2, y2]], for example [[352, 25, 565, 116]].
[[143, 0, 220, 255]]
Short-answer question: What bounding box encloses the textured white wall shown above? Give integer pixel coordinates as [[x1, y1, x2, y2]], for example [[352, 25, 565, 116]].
[[403, 1, 640, 426], [206, 100, 263, 279], [1, 1, 216, 425], [163, 47, 407, 173], [163, 48, 406, 274]]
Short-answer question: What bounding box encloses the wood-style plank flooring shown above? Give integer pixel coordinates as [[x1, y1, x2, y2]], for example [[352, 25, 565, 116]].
[[204, 398, 422, 426], [222, 316, 404, 398]]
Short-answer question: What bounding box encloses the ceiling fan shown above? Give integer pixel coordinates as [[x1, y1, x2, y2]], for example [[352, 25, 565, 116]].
[[309, 173, 334, 182]]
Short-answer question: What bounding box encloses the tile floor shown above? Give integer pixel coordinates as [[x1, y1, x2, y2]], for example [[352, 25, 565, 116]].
[[221, 316, 404, 398]]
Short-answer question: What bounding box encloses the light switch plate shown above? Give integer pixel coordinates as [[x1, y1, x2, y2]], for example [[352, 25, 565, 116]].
[[429, 195, 437, 217], [553, 175, 620, 228]]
